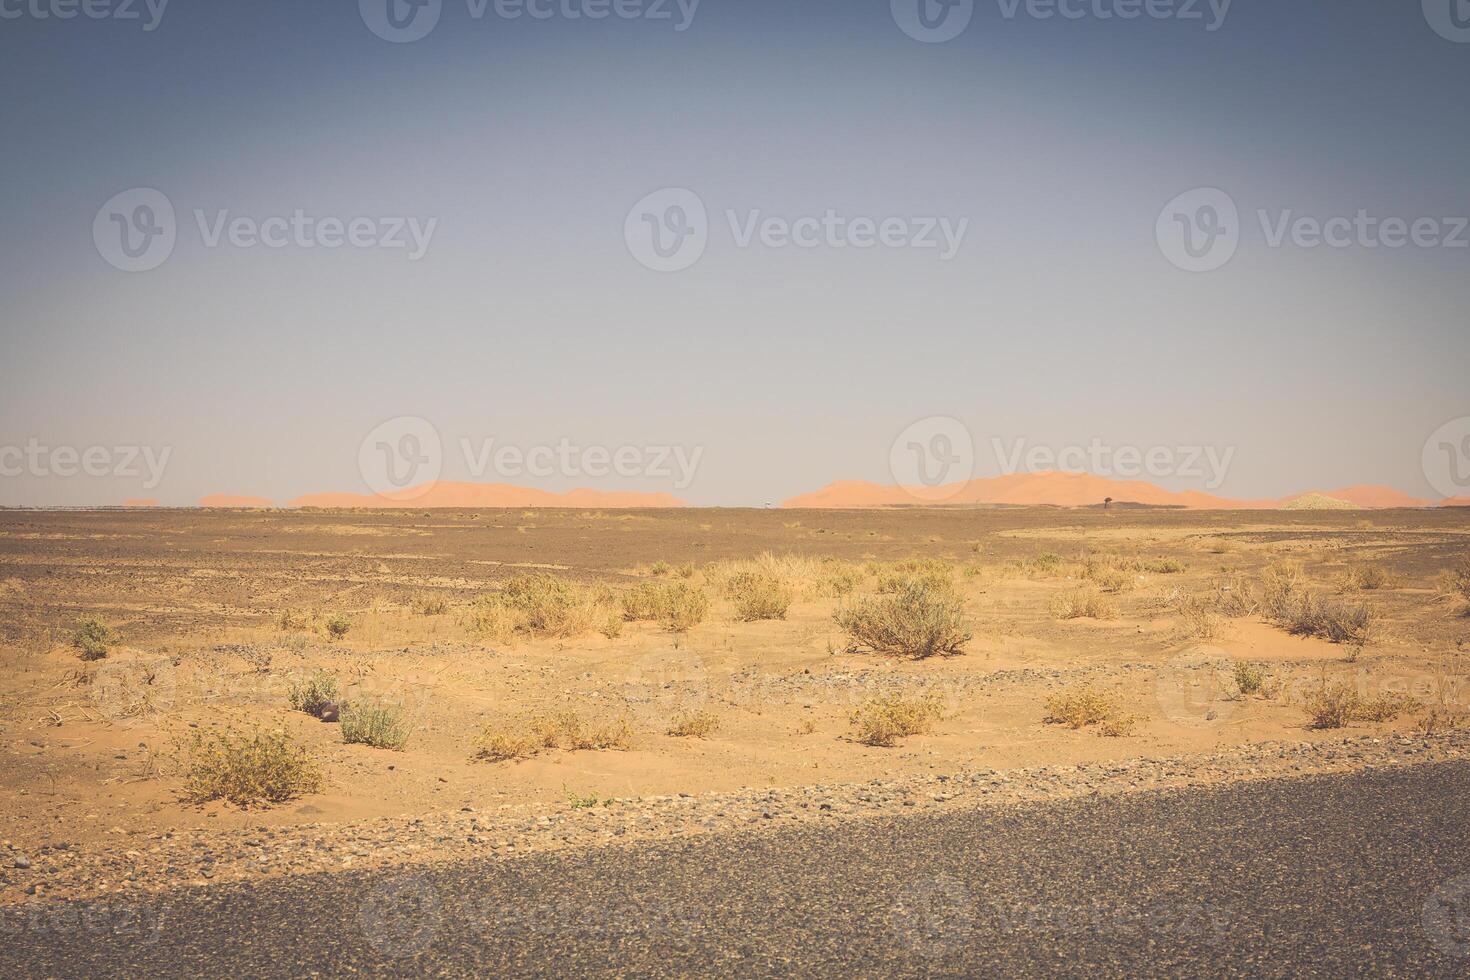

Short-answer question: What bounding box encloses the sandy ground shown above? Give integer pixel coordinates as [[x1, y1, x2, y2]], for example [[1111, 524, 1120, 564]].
[[1, 506, 1468, 898]]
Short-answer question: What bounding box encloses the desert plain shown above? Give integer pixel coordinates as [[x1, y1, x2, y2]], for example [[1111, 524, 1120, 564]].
[[2, 504, 1468, 904]]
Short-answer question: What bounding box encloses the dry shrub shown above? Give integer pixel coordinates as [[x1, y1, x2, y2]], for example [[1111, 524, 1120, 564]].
[[475, 574, 614, 642], [1212, 571, 1258, 618], [411, 595, 449, 616], [1049, 588, 1117, 621], [1044, 686, 1122, 729], [621, 581, 710, 632], [1174, 593, 1221, 640], [288, 671, 339, 716], [1418, 708, 1466, 736], [182, 729, 323, 807], [325, 615, 351, 640], [834, 580, 971, 658], [70, 617, 116, 661], [1344, 565, 1391, 591], [1452, 556, 1470, 613], [872, 558, 955, 595], [705, 553, 863, 600], [1255, 563, 1375, 645], [848, 695, 943, 747], [1233, 661, 1265, 696], [277, 607, 317, 632], [1258, 562, 1307, 621], [1199, 537, 1239, 555], [476, 711, 634, 762], [1303, 681, 1418, 729], [727, 573, 794, 621], [666, 710, 719, 738], [341, 704, 410, 750]]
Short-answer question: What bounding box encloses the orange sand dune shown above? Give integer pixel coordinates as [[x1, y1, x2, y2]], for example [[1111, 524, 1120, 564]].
[[784, 472, 1427, 511], [199, 495, 275, 508], [289, 481, 683, 509], [1443, 496, 1470, 508], [121, 498, 159, 508]]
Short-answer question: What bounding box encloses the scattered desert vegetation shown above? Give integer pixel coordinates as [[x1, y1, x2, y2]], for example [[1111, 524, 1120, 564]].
[[1044, 686, 1135, 736], [834, 579, 971, 658], [621, 580, 710, 632], [848, 694, 944, 747], [341, 704, 411, 750], [70, 616, 116, 661], [181, 729, 324, 807], [287, 671, 339, 717], [1343, 565, 1392, 591], [1049, 587, 1118, 621], [474, 711, 634, 762], [666, 710, 720, 738], [1302, 681, 1418, 729], [1233, 661, 1266, 696], [727, 572, 794, 621], [475, 574, 616, 642]]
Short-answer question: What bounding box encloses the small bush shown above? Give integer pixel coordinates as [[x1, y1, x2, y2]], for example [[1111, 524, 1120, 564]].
[[598, 613, 624, 639], [340, 704, 410, 750], [1049, 588, 1117, 621], [277, 607, 315, 631], [1140, 558, 1187, 574], [473, 729, 542, 762], [848, 695, 943, 747], [660, 582, 709, 633], [1233, 661, 1265, 696], [727, 573, 794, 621], [1284, 594, 1376, 645], [666, 710, 719, 738], [1452, 557, 1470, 613], [650, 560, 672, 576], [1174, 593, 1221, 640], [1044, 686, 1122, 730], [477, 711, 636, 762], [1303, 682, 1418, 729], [325, 615, 351, 641], [288, 671, 339, 717], [70, 617, 117, 661], [1345, 566, 1390, 591], [834, 581, 971, 658], [181, 729, 323, 807], [476, 574, 614, 642]]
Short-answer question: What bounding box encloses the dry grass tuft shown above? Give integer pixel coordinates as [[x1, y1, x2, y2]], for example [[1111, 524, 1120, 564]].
[[621, 581, 710, 632], [181, 729, 323, 807], [1233, 661, 1265, 696], [834, 580, 972, 658], [287, 671, 339, 717], [847, 695, 944, 747], [475, 711, 634, 762], [666, 710, 719, 738], [1049, 588, 1117, 621], [1302, 681, 1418, 729], [341, 704, 410, 750], [474, 574, 615, 643], [1044, 686, 1122, 730], [411, 595, 449, 616], [1343, 565, 1391, 591], [726, 573, 794, 622]]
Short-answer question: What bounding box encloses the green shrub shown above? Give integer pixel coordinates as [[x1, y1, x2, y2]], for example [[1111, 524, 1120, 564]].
[[70, 617, 117, 661], [325, 615, 351, 640], [1233, 662, 1265, 696], [288, 671, 339, 716], [341, 704, 410, 750], [834, 581, 971, 658]]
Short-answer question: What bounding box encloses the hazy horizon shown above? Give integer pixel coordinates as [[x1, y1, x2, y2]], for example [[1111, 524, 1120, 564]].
[[4, 0, 1469, 507]]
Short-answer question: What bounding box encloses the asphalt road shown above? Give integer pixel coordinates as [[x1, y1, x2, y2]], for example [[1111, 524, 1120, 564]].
[[7, 761, 1470, 978]]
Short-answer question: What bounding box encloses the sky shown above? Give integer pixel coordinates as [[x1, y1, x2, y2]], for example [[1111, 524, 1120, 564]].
[[1, 0, 1468, 506]]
